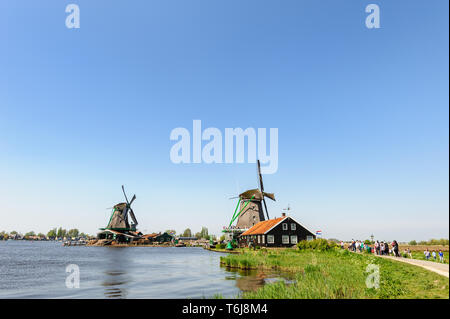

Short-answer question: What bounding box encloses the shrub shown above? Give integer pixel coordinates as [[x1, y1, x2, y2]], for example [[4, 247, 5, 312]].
[[297, 238, 337, 251]]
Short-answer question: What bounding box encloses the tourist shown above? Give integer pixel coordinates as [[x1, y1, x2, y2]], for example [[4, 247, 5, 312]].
[[424, 249, 430, 260], [439, 250, 444, 263], [380, 242, 385, 255], [407, 248, 412, 258], [432, 250, 436, 261], [375, 241, 380, 255], [340, 241, 344, 249], [392, 240, 399, 257], [384, 242, 389, 256]]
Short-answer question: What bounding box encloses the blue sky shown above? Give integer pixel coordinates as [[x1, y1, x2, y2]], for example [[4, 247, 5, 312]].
[[0, 0, 448, 241]]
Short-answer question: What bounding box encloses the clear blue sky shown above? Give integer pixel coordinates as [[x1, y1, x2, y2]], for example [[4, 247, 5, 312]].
[[1, 0, 448, 241]]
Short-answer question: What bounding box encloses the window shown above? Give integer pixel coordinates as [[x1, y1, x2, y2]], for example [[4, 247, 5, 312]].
[[307, 235, 313, 241], [257, 235, 260, 244], [282, 223, 288, 231], [267, 235, 274, 244], [290, 235, 298, 244], [291, 223, 296, 230], [282, 235, 289, 244], [262, 235, 265, 244]]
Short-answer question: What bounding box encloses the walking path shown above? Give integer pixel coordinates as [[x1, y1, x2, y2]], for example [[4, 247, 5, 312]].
[[377, 255, 449, 278]]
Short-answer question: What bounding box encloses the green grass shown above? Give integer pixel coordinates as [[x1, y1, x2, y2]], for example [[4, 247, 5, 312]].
[[220, 249, 449, 299]]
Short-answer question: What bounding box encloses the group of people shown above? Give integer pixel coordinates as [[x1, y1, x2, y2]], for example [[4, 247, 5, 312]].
[[424, 249, 445, 263], [340, 240, 446, 263], [374, 240, 400, 257], [342, 239, 401, 257]]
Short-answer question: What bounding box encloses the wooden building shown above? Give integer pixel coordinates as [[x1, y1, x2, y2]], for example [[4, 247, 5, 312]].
[[239, 213, 315, 247]]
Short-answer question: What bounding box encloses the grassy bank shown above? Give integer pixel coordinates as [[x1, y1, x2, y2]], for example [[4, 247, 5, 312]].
[[220, 249, 449, 299]]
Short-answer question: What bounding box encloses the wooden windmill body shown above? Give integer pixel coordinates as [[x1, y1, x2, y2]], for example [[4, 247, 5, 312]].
[[235, 160, 276, 229]]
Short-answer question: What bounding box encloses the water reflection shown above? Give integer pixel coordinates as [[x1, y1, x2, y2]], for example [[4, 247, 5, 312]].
[[222, 266, 296, 292], [101, 248, 133, 299]]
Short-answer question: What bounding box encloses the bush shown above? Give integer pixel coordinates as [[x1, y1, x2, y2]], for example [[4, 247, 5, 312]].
[[408, 240, 417, 246], [217, 243, 226, 249], [297, 239, 337, 251]]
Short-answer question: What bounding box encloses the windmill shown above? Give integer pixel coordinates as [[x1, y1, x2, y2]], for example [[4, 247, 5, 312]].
[[230, 160, 276, 229], [99, 186, 140, 241]]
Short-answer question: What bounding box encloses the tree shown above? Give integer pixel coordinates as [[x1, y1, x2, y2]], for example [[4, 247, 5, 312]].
[[67, 229, 79, 238], [219, 235, 225, 242], [182, 228, 192, 237], [37, 233, 45, 238], [200, 227, 209, 239], [195, 232, 202, 239], [25, 231, 36, 238], [408, 240, 417, 246], [47, 228, 57, 238], [56, 227, 67, 238]]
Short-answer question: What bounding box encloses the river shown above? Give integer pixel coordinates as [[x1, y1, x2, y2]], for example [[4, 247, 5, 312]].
[[0, 241, 288, 298]]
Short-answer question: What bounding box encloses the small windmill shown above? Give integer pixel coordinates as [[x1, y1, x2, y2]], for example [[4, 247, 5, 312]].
[[230, 160, 276, 229], [103, 185, 138, 232]]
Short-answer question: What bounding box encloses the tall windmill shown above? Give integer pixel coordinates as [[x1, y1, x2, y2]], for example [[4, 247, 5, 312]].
[[234, 160, 276, 229], [104, 185, 138, 232]]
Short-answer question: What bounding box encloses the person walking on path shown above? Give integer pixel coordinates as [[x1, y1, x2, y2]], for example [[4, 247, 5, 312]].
[[432, 250, 437, 261], [384, 242, 389, 256], [424, 249, 431, 260], [392, 240, 399, 257], [439, 250, 444, 263], [407, 248, 412, 259], [375, 241, 380, 255]]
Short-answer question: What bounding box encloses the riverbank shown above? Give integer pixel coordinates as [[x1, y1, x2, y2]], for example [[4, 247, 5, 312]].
[[219, 249, 449, 299]]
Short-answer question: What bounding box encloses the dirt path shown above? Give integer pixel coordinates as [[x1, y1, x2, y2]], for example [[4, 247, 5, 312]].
[[378, 255, 449, 278]]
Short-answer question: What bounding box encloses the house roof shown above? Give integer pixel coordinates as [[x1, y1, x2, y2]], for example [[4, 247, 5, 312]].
[[241, 216, 287, 236], [142, 233, 159, 239]]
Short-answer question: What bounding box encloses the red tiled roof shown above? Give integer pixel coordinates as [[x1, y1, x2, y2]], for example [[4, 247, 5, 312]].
[[241, 216, 287, 236]]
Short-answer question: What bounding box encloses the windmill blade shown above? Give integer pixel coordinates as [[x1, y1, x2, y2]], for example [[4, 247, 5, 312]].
[[129, 208, 138, 226], [257, 160, 264, 192], [263, 192, 276, 201], [262, 198, 270, 220], [122, 185, 130, 205], [129, 194, 136, 205]]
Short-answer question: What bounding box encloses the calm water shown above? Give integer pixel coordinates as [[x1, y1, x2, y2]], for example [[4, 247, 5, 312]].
[[0, 241, 288, 298]]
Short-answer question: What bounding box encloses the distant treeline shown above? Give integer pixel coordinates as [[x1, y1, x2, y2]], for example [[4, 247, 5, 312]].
[[0, 227, 90, 240], [408, 239, 449, 246]]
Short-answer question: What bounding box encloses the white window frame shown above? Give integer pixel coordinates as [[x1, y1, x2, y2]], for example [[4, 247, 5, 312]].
[[290, 235, 298, 244], [282, 223, 288, 231], [291, 223, 296, 230], [282, 235, 289, 244], [267, 235, 274, 244], [262, 235, 265, 244], [257, 235, 261, 244]]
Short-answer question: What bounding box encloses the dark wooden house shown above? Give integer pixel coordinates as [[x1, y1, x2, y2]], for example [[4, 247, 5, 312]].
[[239, 213, 315, 247], [155, 232, 174, 243]]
